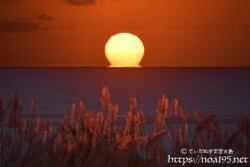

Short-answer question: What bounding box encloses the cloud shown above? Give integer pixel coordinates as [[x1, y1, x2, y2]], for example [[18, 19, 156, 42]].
[[37, 14, 56, 21], [40, 26, 63, 31], [0, 21, 39, 32], [65, 0, 95, 5], [40, 26, 75, 31], [0, 0, 17, 2]]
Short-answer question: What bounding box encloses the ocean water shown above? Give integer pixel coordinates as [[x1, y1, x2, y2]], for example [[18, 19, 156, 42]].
[[0, 67, 249, 121]]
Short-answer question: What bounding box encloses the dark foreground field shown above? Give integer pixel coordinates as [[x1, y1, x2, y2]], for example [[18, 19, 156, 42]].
[[0, 87, 249, 167]]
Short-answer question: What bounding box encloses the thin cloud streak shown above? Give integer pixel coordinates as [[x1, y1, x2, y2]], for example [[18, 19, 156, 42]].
[[37, 14, 56, 21], [64, 0, 96, 5]]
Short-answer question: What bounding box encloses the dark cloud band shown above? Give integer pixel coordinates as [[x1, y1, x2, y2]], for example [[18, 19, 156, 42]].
[[65, 0, 95, 5]]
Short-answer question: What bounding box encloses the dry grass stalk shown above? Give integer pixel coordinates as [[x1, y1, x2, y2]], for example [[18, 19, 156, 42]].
[[179, 106, 188, 121], [30, 98, 35, 117], [194, 107, 202, 121], [0, 99, 5, 123], [100, 86, 111, 110], [170, 98, 178, 118]]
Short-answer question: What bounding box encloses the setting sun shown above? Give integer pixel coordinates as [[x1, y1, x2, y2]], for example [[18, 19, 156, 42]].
[[105, 33, 144, 67]]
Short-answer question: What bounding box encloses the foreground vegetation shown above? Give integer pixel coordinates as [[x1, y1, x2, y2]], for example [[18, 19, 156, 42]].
[[0, 87, 249, 167]]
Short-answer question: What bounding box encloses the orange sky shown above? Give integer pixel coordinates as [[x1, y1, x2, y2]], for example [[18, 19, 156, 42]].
[[0, 0, 250, 67]]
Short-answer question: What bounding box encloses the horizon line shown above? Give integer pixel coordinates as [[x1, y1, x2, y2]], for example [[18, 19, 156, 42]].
[[0, 66, 250, 68]]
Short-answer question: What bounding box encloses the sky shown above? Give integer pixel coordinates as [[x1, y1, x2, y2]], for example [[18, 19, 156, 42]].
[[0, 0, 250, 67]]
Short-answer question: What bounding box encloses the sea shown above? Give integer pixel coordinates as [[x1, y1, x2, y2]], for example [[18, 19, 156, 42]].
[[0, 67, 249, 132]]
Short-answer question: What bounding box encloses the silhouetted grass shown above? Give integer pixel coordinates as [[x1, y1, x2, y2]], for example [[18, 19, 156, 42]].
[[0, 87, 249, 167]]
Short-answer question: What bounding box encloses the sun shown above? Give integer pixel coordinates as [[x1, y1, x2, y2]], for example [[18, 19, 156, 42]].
[[105, 33, 144, 67]]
